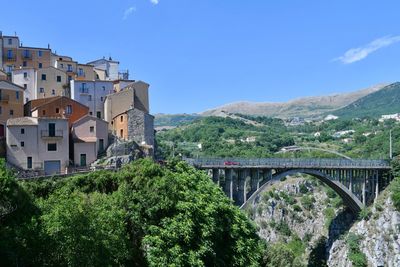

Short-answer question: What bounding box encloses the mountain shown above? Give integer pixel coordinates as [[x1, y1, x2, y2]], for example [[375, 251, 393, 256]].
[[154, 113, 201, 127], [201, 83, 389, 119], [332, 82, 400, 119]]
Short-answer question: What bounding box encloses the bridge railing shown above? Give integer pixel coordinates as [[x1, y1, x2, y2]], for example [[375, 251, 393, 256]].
[[184, 157, 390, 169]]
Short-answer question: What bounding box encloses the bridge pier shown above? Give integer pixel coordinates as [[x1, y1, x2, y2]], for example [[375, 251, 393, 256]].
[[224, 169, 233, 200], [212, 169, 219, 185], [248, 169, 259, 199], [237, 169, 247, 206]]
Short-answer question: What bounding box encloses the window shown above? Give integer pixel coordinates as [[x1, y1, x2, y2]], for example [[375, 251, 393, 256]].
[[102, 86, 105, 91], [120, 129, 123, 138], [51, 89, 55, 95], [89, 111, 93, 115], [20, 141, 24, 147], [42, 110, 46, 116], [120, 116, 123, 122], [57, 75, 61, 82], [25, 97, 28, 103], [23, 50, 30, 58], [90, 126, 94, 133], [23, 72, 27, 78], [56, 108, 59, 113], [66, 105, 72, 114], [23, 61, 27, 67], [7, 38, 12, 45], [100, 97, 103, 101], [40, 87, 44, 93], [7, 50, 12, 59], [41, 74, 46, 80], [97, 111, 101, 119], [68, 75, 72, 81], [23, 84, 27, 89], [60, 63, 64, 68], [38, 63, 43, 69], [6, 65, 12, 73], [47, 143, 57, 151], [38, 50, 43, 57], [67, 64, 72, 72], [21, 128, 25, 134], [0, 106, 3, 114], [48, 123, 55, 136], [27, 157, 32, 169], [78, 68, 84, 76], [88, 95, 92, 101], [16, 91, 19, 100], [9, 110, 13, 116]]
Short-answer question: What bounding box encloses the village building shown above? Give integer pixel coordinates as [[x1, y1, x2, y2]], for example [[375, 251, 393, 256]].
[[6, 117, 69, 175], [71, 115, 109, 167], [70, 80, 114, 119], [24, 96, 89, 126], [0, 80, 24, 138]]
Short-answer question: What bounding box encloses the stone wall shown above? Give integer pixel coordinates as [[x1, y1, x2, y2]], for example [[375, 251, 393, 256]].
[[127, 108, 154, 147]]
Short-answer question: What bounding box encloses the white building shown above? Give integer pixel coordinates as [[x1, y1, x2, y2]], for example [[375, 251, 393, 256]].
[[71, 115, 109, 167], [70, 80, 114, 119], [379, 113, 400, 122], [12, 68, 36, 103], [87, 58, 121, 81], [6, 117, 69, 175]]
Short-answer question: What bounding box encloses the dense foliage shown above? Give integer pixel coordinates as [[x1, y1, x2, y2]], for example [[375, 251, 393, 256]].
[[157, 116, 294, 158], [0, 159, 264, 266]]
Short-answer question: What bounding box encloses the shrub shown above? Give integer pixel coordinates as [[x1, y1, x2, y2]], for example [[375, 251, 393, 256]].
[[299, 183, 309, 194], [301, 195, 314, 210], [358, 208, 371, 221], [293, 204, 302, 212], [346, 233, 367, 267]]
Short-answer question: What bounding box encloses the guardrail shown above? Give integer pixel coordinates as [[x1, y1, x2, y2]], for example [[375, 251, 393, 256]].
[[41, 130, 63, 138], [185, 157, 391, 169]]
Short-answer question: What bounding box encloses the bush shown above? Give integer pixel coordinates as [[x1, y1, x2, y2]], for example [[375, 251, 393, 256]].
[[358, 208, 371, 221], [301, 195, 314, 210], [293, 204, 302, 212], [276, 221, 292, 236], [299, 183, 309, 194], [346, 233, 367, 267]]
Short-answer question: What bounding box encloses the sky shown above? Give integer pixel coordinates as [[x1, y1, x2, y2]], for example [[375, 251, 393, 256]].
[[1, 0, 400, 114]]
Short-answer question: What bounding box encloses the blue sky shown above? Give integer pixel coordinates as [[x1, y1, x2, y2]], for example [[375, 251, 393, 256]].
[[2, 1, 400, 114]]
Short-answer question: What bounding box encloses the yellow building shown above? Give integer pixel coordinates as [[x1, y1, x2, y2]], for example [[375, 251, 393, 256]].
[[36, 67, 68, 98], [0, 80, 24, 137]]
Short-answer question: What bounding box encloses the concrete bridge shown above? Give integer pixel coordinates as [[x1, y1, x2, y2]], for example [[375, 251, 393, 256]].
[[185, 158, 392, 212]]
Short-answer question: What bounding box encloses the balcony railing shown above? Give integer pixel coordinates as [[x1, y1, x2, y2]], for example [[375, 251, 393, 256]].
[[77, 72, 85, 77], [79, 87, 89, 94], [41, 130, 63, 138], [21, 52, 32, 59], [3, 55, 16, 61]]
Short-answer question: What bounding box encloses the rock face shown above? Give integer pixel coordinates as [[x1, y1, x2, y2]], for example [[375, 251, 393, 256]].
[[328, 195, 400, 267], [247, 176, 349, 263]]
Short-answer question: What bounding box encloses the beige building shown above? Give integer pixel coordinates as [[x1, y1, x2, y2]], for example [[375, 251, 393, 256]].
[[76, 64, 95, 81], [36, 67, 68, 98], [71, 115, 109, 166], [0, 80, 25, 137], [104, 80, 149, 126], [6, 117, 69, 175]]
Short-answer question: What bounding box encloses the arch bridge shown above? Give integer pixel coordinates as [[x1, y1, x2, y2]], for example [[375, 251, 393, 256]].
[[185, 158, 392, 212]]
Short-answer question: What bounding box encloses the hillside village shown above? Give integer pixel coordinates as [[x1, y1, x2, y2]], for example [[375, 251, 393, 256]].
[[0, 32, 154, 176]]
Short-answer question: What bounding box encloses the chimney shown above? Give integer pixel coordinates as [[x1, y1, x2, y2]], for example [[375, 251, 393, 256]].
[[0, 31, 2, 37], [48, 43, 50, 49]]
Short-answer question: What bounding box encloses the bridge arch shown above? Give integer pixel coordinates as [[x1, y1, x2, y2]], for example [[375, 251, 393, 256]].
[[242, 168, 363, 213]]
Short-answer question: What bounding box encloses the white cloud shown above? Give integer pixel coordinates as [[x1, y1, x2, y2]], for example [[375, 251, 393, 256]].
[[123, 6, 136, 20], [334, 35, 400, 64], [150, 0, 159, 5]]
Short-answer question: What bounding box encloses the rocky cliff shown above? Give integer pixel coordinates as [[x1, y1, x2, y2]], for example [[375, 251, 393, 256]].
[[328, 189, 400, 267]]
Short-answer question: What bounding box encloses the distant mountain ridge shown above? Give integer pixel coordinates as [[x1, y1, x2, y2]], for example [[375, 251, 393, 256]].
[[201, 83, 390, 118], [333, 82, 400, 119]]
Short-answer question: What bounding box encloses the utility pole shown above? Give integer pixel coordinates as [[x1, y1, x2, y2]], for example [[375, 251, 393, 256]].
[[390, 130, 393, 159]]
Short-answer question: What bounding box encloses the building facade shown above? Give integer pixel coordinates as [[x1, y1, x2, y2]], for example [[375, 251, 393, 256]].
[[72, 115, 109, 166], [0, 80, 24, 137], [6, 117, 69, 175], [70, 80, 114, 119], [25, 96, 89, 126]]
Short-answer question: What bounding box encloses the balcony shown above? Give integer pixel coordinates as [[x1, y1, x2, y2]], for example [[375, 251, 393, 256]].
[[79, 87, 89, 94], [77, 72, 86, 78], [41, 130, 63, 140], [3, 55, 16, 62], [0, 95, 10, 103], [21, 52, 32, 59]]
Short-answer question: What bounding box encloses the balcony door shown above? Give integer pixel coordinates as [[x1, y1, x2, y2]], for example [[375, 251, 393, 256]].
[[48, 123, 55, 137]]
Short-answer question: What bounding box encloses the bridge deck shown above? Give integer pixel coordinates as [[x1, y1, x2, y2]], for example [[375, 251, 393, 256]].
[[186, 158, 391, 170]]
